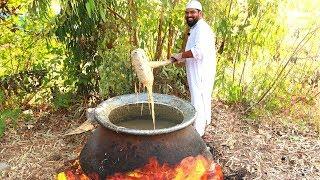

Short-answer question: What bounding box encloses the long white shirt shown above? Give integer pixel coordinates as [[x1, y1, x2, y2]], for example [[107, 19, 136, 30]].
[[185, 18, 216, 136]]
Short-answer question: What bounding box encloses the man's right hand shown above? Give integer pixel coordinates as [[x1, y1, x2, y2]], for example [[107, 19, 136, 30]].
[[170, 53, 184, 62]]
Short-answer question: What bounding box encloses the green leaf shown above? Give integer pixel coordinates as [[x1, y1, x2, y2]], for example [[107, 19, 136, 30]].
[[89, 0, 95, 9], [0, 118, 4, 138], [85, 2, 92, 18], [99, 7, 106, 22], [0, 90, 4, 104]]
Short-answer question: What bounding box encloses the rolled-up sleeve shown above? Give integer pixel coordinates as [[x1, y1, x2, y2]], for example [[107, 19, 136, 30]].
[[190, 46, 203, 60]]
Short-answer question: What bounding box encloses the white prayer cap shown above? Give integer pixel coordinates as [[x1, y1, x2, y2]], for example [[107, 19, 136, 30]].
[[186, 0, 202, 11]]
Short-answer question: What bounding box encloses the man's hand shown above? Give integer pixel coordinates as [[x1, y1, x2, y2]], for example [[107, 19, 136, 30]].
[[170, 53, 185, 63]]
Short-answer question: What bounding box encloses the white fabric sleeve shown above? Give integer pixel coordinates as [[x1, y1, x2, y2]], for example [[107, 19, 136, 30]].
[[190, 27, 209, 60], [190, 46, 203, 60]]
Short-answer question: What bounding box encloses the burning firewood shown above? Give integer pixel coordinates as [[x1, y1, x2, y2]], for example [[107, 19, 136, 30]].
[[56, 155, 223, 180]]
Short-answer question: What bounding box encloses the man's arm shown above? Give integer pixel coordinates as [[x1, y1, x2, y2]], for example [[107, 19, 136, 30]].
[[171, 50, 193, 62], [181, 50, 193, 59]]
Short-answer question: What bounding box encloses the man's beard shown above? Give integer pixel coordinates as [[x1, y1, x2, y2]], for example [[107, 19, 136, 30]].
[[186, 18, 199, 27]]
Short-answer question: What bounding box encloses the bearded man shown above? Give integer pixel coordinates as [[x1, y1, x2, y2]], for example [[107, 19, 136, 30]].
[[171, 0, 216, 137]]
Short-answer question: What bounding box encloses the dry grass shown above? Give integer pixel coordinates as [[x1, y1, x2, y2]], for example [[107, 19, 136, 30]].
[[204, 101, 320, 179], [0, 102, 320, 179], [0, 113, 88, 180]]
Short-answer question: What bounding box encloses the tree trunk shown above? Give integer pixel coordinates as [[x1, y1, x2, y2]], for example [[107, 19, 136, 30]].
[[180, 26, 189, 52], [167, 22, 174, 59], [167, 0, 180, 59], [155, 7, 165, 60], [128, 0, 138, 47]]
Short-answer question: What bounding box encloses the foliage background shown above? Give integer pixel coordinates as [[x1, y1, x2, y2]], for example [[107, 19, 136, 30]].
[[1, 0, 320, 137]]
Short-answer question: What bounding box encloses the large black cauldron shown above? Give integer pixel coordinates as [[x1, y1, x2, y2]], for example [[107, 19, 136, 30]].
[[79, 93, 211, 179]]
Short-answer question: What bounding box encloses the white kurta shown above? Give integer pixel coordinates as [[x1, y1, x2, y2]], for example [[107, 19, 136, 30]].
[[185, 19, 216, 136]]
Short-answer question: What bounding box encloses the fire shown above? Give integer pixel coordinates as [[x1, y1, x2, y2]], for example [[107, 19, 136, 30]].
[[56, 155, 223, 180]]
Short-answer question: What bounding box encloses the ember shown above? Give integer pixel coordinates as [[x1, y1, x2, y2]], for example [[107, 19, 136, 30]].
[[56, 155, 223, 180]]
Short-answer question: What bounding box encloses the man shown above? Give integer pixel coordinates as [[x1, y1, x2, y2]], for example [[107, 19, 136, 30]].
[[171, 0, 216, 137]]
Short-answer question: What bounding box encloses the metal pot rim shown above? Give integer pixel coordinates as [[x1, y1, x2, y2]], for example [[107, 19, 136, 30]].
[[94, 93, 196, 135]]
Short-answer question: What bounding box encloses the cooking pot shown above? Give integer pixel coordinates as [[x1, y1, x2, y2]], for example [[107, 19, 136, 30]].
[[79, 93, 212, 178]]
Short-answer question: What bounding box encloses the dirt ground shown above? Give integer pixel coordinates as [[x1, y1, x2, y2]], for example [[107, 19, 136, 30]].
[[0, 102, 320, 180]]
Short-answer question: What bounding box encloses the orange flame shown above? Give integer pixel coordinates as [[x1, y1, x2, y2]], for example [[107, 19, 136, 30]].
[[56, 155, 223, 180]]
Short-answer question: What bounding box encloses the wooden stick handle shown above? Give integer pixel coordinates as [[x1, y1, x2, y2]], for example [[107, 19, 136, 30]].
[[148, 60, 172, 68]]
